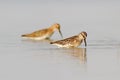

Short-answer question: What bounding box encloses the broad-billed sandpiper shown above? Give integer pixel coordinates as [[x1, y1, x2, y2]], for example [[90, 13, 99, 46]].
[[50, 31, 87, 48]]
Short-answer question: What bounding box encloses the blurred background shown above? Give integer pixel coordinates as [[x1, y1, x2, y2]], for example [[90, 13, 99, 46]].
[[0, 0, 120, 41]]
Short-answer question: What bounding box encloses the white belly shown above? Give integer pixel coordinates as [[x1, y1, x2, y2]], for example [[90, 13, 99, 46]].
[[22, 34, 51, 40]]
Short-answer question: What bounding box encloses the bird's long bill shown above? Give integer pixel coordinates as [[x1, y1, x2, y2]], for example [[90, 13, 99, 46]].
[[84, 39, 87, 46], [58, 29, 63, 38]]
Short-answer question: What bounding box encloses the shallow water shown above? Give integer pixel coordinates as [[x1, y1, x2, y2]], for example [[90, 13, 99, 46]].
[[0, 1, 120, 80], [0, 37, 120, 80]]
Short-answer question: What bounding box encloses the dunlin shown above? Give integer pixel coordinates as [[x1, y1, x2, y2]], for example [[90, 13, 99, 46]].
[[21, 23, 63, 40]]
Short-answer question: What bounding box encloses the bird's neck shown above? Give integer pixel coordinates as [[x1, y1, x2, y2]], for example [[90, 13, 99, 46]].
[[49, 26, 56, 32]]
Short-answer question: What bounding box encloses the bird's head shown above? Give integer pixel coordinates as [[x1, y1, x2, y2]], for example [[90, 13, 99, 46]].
[[52, 23, 63, 38], [78, 31, 87, 46]]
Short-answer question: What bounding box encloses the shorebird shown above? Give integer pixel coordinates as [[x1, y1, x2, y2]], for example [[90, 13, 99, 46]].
[[50, 31, 87, 48], [21, 23, 63, 40]]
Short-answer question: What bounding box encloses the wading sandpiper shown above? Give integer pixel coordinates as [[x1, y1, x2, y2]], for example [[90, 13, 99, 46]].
[[50, 31, 87, 48], [21, 23, 63, 40]]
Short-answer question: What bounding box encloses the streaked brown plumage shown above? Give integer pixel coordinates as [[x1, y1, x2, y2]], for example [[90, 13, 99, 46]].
[[21, 23, 63, 40], [50, 31, 87, 48]]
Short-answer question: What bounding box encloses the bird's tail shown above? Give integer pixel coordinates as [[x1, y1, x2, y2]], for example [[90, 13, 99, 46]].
[[50, 42, 54, 44], [21, 34, 27, 37]]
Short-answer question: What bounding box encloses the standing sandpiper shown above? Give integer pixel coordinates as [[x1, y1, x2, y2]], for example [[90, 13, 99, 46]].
[[21, 23, 63, 40], [50, 31, 87, 48]]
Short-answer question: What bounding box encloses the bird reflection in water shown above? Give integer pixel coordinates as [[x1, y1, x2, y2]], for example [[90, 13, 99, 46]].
[[63, 48, 87, 64], [73, 48, 87, 64]]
